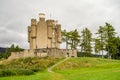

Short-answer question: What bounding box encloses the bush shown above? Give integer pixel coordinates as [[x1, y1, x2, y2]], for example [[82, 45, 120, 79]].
[[0, 57, 63, 77], [0, 64, 5, 69], [77, 52, 92, 57], [0, 69, 15, 77], [31, 68, 40, 72], [15, 69, 34, 75], [0, 69, 34, 77]]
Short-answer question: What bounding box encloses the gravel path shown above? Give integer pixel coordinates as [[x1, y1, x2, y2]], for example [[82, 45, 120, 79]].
[[48, 57, 69, 73]]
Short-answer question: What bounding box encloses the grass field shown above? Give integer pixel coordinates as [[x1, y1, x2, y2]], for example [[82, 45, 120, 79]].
[[0, 57, 120, 80]]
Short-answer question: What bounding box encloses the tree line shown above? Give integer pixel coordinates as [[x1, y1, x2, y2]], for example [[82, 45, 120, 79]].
[[62, 22, 120, 59], [0, 44, 23, 59]]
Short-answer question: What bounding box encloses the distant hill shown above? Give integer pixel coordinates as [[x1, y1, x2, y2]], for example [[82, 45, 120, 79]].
[[0, 47, 9, 53]]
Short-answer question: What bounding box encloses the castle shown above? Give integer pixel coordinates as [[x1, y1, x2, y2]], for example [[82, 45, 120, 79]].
[[28, 13, 61, 49], [8, 13, 77, 60]]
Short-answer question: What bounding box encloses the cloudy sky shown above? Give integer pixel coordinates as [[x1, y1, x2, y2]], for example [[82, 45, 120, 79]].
[[0, 0, 120, 49]]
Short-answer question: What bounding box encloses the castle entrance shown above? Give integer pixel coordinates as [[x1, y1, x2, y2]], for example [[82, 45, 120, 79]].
[[67, 53, 69, 57]]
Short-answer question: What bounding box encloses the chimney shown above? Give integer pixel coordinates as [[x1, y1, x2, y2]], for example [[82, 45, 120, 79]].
[[39, 13, 45, 21]]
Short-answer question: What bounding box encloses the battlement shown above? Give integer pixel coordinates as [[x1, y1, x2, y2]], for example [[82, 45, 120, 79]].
[[46, 20, 55, 26], [31, 19, 37, 26]]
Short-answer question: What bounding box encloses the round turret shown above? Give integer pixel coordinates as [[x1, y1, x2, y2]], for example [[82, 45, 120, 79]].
[[39, 13, 45, 21], [31, 19, 37, 26], [39, 13, 45, 18]]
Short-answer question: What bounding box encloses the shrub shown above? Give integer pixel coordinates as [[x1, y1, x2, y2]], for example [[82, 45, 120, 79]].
[[0, 57, 63, 77], [15, 69, 34, 75], [0, 69, 34, 77], [31, 68, 40, 72], [0, 69, 15, 77], [0, 64, 5, 69]]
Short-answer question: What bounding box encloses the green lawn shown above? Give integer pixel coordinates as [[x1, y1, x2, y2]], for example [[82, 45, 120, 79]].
[[1, 57, 120, 80], [55, 67, 120, 80], [0, 71, 50, 80]]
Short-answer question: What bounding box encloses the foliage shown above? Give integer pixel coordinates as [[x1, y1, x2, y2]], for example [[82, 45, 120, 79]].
[[68, 29, 80, 49], [95, 26, 106, 58], [80, 28, 92, 56], [0, 44, 23, 59], [94, 22, 120, 59], [10, 44, 23, 52], [94, 39, 101, 55], [0, 57, 62, 77], [61, 22, 120, 59], [0, 48, 11, 59], [104, 23, 116, 58], [0, 69, 34, 77], [62, 29, 80, 49], [61, 30, 70, 49]]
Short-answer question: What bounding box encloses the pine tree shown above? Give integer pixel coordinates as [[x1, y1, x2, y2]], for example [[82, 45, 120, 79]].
[[62, 30, 70, 49], [94, 39, 101, 56], [62, 29, 80, 49], [95, 26, 106, 58], [95, 23, 117, 59], [104, 23, 116, 59], [10, 44, 15, 52], [68, 29, 80, 49], [81, 28, 92, 56]]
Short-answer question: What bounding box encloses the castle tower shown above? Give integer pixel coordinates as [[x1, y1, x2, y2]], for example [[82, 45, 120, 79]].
[[28, 19, 37, 49], [28, 13, 61, 49], [46, 20, 54, 48], [31, 19, 37, 49], [36, 13, 48, 49], [56, 23, 62, 48]]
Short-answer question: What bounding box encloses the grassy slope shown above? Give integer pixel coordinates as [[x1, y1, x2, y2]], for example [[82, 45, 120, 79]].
[[54, 57, 120, 80], [1, 57, 120, 80]]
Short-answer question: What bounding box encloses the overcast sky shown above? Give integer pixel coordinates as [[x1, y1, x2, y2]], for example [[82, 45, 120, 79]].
[[0, 0, 120, 49]]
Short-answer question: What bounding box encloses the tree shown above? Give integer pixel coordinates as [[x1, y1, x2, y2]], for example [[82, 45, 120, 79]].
[[15, 45, 22, 52], [3, 48, 11, 59], [113, 37, 120, 59], [62, 29, 80, 49], [10, 44, 22, 52], [68, 29, 80, 49], [95, 23, 117, 59], [95, 26, 106, 58], [62, 30, 70, 49], [94, 39, 101, 56], [10, 44, 15, 52], [104, 23, 116, 59], [81, 28, 92, 56]]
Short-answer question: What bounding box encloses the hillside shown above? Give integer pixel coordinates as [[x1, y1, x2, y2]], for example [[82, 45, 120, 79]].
[[53, 57, 120, 70], [53, 57, 120, 80], [0, 57, 120, 80], [0, 57, 63, 77]]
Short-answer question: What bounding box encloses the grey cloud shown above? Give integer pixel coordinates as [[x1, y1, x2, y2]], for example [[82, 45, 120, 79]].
[[0, 0, 120, 49]]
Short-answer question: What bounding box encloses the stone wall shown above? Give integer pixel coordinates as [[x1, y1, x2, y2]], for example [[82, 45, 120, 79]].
[[8, 48, 77, 60]]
